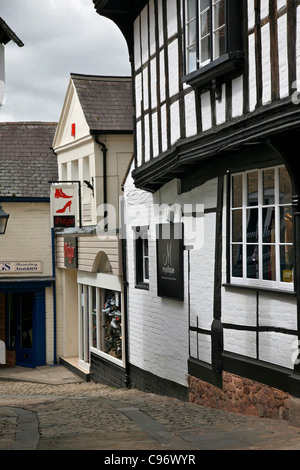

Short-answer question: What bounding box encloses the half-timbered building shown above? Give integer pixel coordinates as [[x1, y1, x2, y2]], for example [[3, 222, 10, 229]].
[[93, 0, 300, 419]]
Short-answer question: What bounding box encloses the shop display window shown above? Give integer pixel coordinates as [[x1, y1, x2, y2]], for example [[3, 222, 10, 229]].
[[100, 291, 122, 360], [79, 284, 123, 365]]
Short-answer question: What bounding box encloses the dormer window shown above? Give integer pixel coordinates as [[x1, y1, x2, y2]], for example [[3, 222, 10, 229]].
[[183, 0, 244, 89]]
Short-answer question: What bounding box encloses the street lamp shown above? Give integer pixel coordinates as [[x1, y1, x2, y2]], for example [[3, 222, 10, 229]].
[[0, 204, 9, 234]]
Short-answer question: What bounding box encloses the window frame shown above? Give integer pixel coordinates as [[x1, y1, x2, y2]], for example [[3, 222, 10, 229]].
[[182, 0, 244, 89], [79, 283, 124, 368], [229, 165, 294, 292], [185, 0, 227, 71], [135, 226, 150, 289]]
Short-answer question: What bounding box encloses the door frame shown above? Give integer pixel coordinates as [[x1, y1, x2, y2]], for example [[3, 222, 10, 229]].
[[1, 281, 49, 368]]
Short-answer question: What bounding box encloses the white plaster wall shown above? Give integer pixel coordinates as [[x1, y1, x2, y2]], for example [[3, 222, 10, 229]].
[[170, 101, 180, 145], [224, 329, 257, 359], [141, 7, 149, 65], [124, 172, 189, 386], [248, 32, 257, 112], [278, 13, 289, 99], [150, 58, 157, 109], [184, 91, 197, 137], [124, 170, 219, 385], [149, 0, 156, 56], [261, 23, 272, 105], [222, 289, 257, 327], [261, 0, 269, 20], [259, 294, 297, 330], [232, 76, 244, 117], [168, 39, 179, 98], [259, 332, 297, 370], [201, 91, 212, 131]]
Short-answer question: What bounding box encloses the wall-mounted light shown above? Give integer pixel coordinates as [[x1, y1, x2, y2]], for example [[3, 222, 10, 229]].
[[0, 204, 9, 234]]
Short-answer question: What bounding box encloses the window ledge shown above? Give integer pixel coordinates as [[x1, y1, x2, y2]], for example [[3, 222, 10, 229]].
[[182, 51, 245, 91], [223, 283, 297, 296]]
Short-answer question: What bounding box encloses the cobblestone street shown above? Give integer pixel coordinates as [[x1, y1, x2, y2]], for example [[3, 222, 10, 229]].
[[1, 366, 300, 453]]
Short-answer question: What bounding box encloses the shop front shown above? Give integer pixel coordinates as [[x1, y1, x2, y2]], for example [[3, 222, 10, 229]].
[[77, 271, 125, 380], [56, 233, 127, 386], [0, 280, 51, 368]]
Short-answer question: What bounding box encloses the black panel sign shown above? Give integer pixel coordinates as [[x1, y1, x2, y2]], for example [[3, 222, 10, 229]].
[[54, 215, 75, 228], [156, 223, 184, 300]]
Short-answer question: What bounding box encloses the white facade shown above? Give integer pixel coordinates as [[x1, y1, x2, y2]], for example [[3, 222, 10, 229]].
[[52, 75, 133, 380]]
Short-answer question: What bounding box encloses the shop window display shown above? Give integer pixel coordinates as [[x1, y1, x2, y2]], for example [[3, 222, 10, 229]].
[[101, 291, 122, 359], [80, 284, 123, 365]]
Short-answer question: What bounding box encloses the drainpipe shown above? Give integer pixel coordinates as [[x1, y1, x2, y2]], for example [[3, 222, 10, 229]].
[[93, 134, 108, 231], [120, 195, 130, 387], [51, 227, 57, 365]]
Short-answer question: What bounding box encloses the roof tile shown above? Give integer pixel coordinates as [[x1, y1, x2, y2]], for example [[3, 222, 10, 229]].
[[0, 122, 58, 198], [70, 74, 133, 133]]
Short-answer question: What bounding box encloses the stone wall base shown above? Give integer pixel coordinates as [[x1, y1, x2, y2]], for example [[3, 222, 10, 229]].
[[188, 372, 290, 420]]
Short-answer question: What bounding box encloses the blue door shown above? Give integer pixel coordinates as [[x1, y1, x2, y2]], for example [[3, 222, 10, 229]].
[[8, 290, 46, 368]]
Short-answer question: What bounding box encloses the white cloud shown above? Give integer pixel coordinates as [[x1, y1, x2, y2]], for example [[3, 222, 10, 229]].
[[0, 0, 131, 122]]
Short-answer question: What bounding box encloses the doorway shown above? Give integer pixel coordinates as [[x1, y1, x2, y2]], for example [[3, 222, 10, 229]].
[[15, 293, 34, 366], [6, 290, 46, 368]]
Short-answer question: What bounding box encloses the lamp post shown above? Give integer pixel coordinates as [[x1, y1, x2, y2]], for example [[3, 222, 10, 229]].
[[0, 204, 9, 234]]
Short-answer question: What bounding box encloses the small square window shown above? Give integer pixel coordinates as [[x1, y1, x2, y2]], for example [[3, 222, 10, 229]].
[[135, 226, 150, 289]]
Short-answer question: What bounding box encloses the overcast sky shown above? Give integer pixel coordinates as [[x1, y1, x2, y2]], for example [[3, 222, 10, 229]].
[[0, 0, 131, 123]]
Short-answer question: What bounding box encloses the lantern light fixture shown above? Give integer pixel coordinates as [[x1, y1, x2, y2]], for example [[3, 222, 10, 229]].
[[0, 204, 9, 235]]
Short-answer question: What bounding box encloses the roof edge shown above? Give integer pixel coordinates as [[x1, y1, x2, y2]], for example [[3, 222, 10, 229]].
[[70, 73, 131, 82], [0, 121, 57, 126], [0, 18, 24, 47]]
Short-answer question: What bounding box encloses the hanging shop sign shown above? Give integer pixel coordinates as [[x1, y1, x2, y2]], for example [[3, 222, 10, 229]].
[[50, 184, 80, 228], [64, 237, 78, 269], [156, 223, 184, 300], [0, 261, 43, 274]]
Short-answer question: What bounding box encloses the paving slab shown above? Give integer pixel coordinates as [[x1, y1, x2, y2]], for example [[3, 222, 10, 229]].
[[0, 365, 84, 385]]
